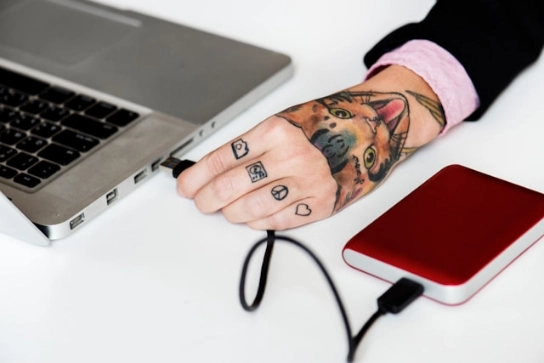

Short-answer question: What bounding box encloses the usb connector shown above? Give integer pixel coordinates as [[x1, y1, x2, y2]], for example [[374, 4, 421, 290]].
[[349, 277, 424, 361], [160, 157, 195, 178], [377, 277, 424, 314]]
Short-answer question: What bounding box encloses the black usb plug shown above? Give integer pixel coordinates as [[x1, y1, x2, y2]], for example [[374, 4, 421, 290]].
[[349, 277, 424, 361], [377, 277, 424, 314], [160, 156, 195, 178]]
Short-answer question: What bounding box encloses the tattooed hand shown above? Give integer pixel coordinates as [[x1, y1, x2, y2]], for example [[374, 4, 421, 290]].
[[176, 65, 445, 230], [176, 115, 337, 229]]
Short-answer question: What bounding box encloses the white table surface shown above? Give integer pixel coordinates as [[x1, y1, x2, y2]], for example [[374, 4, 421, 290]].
[[1, 1, 543, 362]]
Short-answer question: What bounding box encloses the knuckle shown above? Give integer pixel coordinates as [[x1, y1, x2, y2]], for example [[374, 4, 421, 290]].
[[211, 176, 235, 202], [193, 196, 213, 214], [294, 147, 318, 165], [176, 177, 192, 197], [221, 209, 238, 223], [284, 141, 321, 166], [205, 151, 228, 177], [261, 116, 292, 139], [244, 194, 269, 219], [311, 168, 333, 186], [266, 213, 289, 231], [246, 220, 265, 230]]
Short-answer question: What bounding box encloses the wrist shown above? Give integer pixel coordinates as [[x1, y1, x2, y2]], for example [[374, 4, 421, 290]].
[[355, 64, 444, 154], [366, 40, 479, 133]]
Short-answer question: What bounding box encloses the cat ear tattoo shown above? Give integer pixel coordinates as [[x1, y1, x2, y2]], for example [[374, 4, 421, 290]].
[[232, 139, 249, 159], [246, 161, 267, 182], [271, 185, 289, 201], [295, 203, 312, 216]]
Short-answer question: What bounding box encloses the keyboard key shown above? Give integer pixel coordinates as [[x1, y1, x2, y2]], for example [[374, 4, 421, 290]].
[[41, 106, 70, 122], [10, 114, 40, 130], [85, 102, 117, 119], [62, 114, 117, 139], [0, 68, 138, 191], [0, 165, 18, 179], [32, 122, 62, 138], [28, 160, 60, 179], [40, 86, 75, 104], [20, 100, 49, 115], [13, 173, 41, 188], [64, 95, 95, 111], [106, 109, 139, 126], [16, 136, 47, 153], [53, 130, 99, 152], [6, 152, 38, 170], [0, 88, 28, 107], [0, 129, 26, 145], [0, 107, 16, 123], [0, 67, 49, 95], [38, 144, 80, 165], [0, 145, 17, 162]]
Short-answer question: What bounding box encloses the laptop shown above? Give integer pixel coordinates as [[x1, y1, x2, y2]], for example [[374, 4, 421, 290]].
[[0, 0, 293, 241], [0, 190, 49, 246]]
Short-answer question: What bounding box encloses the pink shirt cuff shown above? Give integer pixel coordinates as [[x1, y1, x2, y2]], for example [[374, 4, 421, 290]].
[[366, 39, 480, 134]]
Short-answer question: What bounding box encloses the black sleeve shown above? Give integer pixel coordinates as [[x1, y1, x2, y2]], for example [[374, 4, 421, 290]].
[[364, 0, 544, 120]]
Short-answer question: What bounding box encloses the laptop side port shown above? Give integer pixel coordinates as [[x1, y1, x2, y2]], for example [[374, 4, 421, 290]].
[[170, 138, 194, 156], [70, 213, 85, 230], [106, 188, 118, 205], [151, 158, 162, 172], [134, 169, 147, 184]]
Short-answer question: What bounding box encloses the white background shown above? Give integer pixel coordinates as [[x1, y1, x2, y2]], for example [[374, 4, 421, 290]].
[[1, 1, 543, 362]]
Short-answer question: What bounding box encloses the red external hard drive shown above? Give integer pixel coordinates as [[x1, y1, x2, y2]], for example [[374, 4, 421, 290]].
[[343, 164, 544, 305]]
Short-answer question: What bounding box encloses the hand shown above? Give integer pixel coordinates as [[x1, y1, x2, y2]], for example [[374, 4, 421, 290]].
[[176, 115, 338, 230], [177, 65, 445, 230]]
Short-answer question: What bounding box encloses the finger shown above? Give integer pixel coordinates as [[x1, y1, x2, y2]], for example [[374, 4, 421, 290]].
[[192, 151, 296, 214], [246, 198, 331, 230], [176, 135, 259, 198], [221, 178, 298, 223], [221, 161, 337, 223], [177, 117, 279, 198]]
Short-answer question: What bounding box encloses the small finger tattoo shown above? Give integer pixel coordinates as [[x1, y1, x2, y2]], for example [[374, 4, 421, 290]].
[[295, 203, 312, 216], [232, 139, 249, 159], [246, 161, 267, 183], [271, 185, 289, 200]]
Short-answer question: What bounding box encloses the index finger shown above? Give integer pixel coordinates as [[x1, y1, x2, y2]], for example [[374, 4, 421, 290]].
[[176, 119, 274, 198]]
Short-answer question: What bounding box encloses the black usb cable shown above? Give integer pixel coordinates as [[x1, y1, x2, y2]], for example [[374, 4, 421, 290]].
[[161, 157, 425, 362], [238, 231, 424, 362]]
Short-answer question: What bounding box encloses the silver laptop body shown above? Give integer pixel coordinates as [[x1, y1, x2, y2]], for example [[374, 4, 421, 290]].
[[0, 0, 293, 240]]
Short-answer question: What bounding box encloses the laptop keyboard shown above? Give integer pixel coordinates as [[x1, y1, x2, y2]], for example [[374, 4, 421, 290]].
[[0, 66, 140, 190]]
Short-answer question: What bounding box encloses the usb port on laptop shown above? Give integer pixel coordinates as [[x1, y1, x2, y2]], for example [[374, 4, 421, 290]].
[[106, 188, 118, 205], [134, 169, 147, 184], [70, 213, 85, 230]]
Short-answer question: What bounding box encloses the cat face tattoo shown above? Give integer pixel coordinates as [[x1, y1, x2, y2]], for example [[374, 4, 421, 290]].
[[276, 91, 409, 211]]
